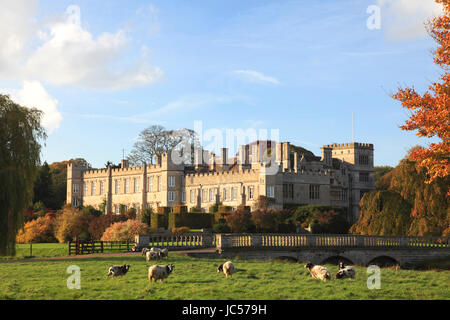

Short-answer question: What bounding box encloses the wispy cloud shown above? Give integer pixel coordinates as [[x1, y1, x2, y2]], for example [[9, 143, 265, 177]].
[[341, 50, 404, 56], [68, 94, 235, 124], [232, 70, 281, 85]]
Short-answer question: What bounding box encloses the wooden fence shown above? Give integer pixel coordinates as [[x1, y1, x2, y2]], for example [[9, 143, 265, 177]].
[[68, 238, 134, 255]]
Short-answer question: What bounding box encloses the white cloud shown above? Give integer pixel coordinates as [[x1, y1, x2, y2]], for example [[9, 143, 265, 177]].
[[25, 5, 163, 89], [0, 0, 39, 77], [377, 0, 444, 41], [0, 2, 163, 90], [233, 70, 281, 85], [3, 81, 63, 134]]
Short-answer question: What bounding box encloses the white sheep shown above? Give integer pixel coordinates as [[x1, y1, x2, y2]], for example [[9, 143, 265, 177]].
[[304, 262, 331, 281], [146, 250, 160, 262], [148, 264, 174, 283], [217, 261, 235, 278]]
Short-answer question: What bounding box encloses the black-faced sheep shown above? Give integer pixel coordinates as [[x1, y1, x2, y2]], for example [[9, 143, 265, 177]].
[[106, 264, 130, 278], [335, 262, 356, 280], [304, 262, 331, 281], [217, 261, 235, 278], [148, 264, 174, 283]]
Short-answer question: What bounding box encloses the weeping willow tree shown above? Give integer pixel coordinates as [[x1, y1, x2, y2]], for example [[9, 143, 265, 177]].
[[0, 95, 46, 256]]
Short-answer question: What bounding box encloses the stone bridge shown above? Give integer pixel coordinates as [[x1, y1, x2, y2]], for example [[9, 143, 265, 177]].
[[213, 234, 450, 267]]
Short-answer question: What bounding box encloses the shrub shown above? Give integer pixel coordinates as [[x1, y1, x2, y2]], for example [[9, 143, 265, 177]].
[[173, 205, 188, 214], [101, 220, 149, 242], [208, 202, 222, 213], [151, 212, 168, 230], [157, 206, 171, 214], [168, 212, 214, 229], [171, 226, 190, 234], [225, 209, 254, 233], [54, 205, 94, 242], [16, 214, 57, 243], [190, 207, 203, 213], [88, 213, 123, 240], [310, 210, 349, 234], [218, 205, 232, 214], [123, 208, 137, 220], [213, 222, 230, 233], [81, 205, 103, 218], [254, 196, 275, 210], [251, 209, 296, 233], [140, 207, 153, 225]]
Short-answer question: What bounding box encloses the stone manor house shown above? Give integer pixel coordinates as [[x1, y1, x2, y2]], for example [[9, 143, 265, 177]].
[[66, 141, 374, 223]]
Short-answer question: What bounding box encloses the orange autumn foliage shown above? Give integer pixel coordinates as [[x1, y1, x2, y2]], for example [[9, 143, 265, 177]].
[[392, 0, 450, 196]]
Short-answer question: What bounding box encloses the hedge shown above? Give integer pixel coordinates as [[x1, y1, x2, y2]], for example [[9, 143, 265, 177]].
[[168, 212, 214, 229], [151, 212, 168, 230]]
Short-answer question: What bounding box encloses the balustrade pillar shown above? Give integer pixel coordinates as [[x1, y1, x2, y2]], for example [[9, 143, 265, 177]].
[[251, 235, 263, 247], [216, 234, 232, 251]]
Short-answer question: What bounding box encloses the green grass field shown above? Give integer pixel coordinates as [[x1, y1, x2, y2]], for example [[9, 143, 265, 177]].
[[0, 243, 68, 261], [0, 252, 449, 300]]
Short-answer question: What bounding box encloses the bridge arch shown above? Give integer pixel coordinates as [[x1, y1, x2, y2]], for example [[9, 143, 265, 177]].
[[320, 255, 354, 266], [367, 255, 399, 267]]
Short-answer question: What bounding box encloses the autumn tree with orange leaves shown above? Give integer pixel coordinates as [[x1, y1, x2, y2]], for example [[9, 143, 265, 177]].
[[392, 0, 450, 195]]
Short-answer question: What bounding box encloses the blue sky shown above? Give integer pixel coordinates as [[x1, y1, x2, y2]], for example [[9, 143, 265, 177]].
[[0, 0, 444, 168]]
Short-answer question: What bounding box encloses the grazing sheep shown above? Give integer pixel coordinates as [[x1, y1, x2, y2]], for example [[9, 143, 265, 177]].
[[146, 250, 160, 262], [148, 264, 174, 283], [217, 261, 235, 278], [335, 262, 356, 280], [106, 264, 130, 278], [304, 262, 331, 281], [158, 248, 169, 259], [142, 248, 151, 256]]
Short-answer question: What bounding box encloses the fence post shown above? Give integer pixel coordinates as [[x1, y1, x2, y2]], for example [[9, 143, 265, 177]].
[[68, 241, 71, 256], [356, 235, 365, 247], [216, 234, 232, 252], [101, 241, 104, 253], [251, 234, 262, 248], [306, 234, 316, 247], [127, 240, 129, 252], [400, 237, 409, 247], [201, 234, 214, 248], [75, 237, 79, 255]]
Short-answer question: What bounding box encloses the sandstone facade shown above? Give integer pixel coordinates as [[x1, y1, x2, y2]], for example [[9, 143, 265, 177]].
[[67, 141, 374, 223]]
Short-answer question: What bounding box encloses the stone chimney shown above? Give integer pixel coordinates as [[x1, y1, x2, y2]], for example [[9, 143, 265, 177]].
[[121, 159, 129, 168], [321, 146, 332, 167], [282, 142, 291, 171], [194, 147, 203, 170], [220, 148, 229, 171], [276, 142, 283, 165]]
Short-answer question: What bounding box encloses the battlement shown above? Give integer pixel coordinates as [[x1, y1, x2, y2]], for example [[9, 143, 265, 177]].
[[323, 142, 373, 150], [186, 168, 257, 178], [111, 166, 144, 174], [83, 168, 109, 176]]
